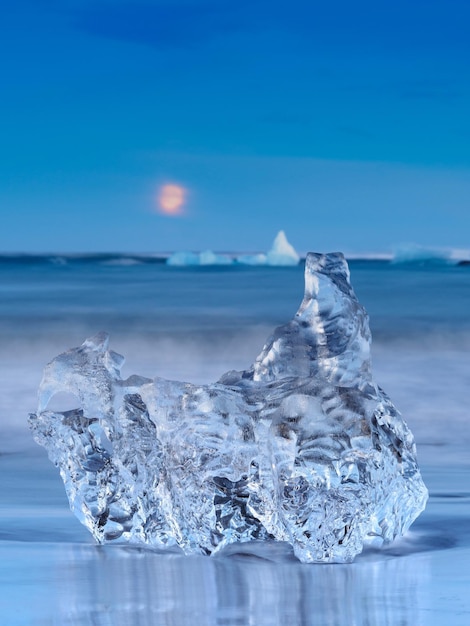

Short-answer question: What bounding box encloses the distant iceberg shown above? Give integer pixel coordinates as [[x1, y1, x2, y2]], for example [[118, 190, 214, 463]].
[[236, 231, 300, 267], [166, 251, 200, 266], [265, 230, 300, 266], [236, 253, 268, 266], [166, 251, 233, 266], [391, 244, 456, 266], [199, 250, 233, 266], [166, 231, 300, 267]]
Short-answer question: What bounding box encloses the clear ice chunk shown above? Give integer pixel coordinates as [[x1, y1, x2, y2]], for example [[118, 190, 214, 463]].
[[29, 253, 428, 563]]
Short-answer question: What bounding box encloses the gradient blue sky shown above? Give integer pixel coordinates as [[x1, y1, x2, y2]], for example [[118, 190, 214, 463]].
[[1, 0, 469, 253]]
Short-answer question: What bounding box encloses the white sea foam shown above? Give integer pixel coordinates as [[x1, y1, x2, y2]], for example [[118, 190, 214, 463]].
[[3, 326, 470, 455]]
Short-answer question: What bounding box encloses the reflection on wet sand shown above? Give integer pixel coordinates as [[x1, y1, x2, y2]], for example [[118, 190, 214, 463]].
[[28, 538, 433, 625]]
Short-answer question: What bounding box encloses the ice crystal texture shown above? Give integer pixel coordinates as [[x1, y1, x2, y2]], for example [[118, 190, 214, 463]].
[[29, 253, 428, 563]]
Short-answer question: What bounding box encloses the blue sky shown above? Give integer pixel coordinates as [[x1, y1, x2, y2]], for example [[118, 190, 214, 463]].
[[1, 0, 469, 253]]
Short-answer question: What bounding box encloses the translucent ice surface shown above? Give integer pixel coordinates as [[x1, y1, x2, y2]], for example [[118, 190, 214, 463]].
[[29, 252, 428, 563]]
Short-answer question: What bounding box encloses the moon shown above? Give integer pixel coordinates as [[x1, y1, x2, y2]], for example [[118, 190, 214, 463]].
[[158, 184, 186, 216]]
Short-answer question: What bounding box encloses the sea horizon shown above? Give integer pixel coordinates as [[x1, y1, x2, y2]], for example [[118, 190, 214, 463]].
[[1, 246, 469, 263]]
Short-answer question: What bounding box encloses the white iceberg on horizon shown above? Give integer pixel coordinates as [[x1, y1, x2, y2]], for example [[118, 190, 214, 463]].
[[166, 250, 233, 266], [236, 253, 268, 266], [391, 244, 455, 266], [265, 230, 300, 266], [166, 251, 200, 266], [199, 250, 233, 265], [236, 231, 300, 266], [166, 231, 300, 267]]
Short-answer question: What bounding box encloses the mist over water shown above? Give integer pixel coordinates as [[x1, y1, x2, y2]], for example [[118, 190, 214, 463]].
[[2, 257, 469, 447]]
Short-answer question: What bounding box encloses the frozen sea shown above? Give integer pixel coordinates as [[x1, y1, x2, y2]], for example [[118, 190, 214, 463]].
[[0, 254, 469, 625]]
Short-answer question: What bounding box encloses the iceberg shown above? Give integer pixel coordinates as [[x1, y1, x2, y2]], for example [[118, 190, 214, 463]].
[[265, 230, 300, 266], [391, 244, 455, 266], [236, 231, 300, 266], [29, 252, 427, 563], [199, 250, 233, 266], [166, 250, 233, 266], [166, 231, 299, 267], [166, 251, 200, 266], [236, 253, 268, 266]]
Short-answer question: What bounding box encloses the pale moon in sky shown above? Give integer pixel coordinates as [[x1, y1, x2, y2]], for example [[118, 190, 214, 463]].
[[157, 184, 186, 216]]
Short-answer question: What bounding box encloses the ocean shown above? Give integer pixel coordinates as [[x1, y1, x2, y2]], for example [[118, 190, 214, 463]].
[[1, 254, 469, 624]]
